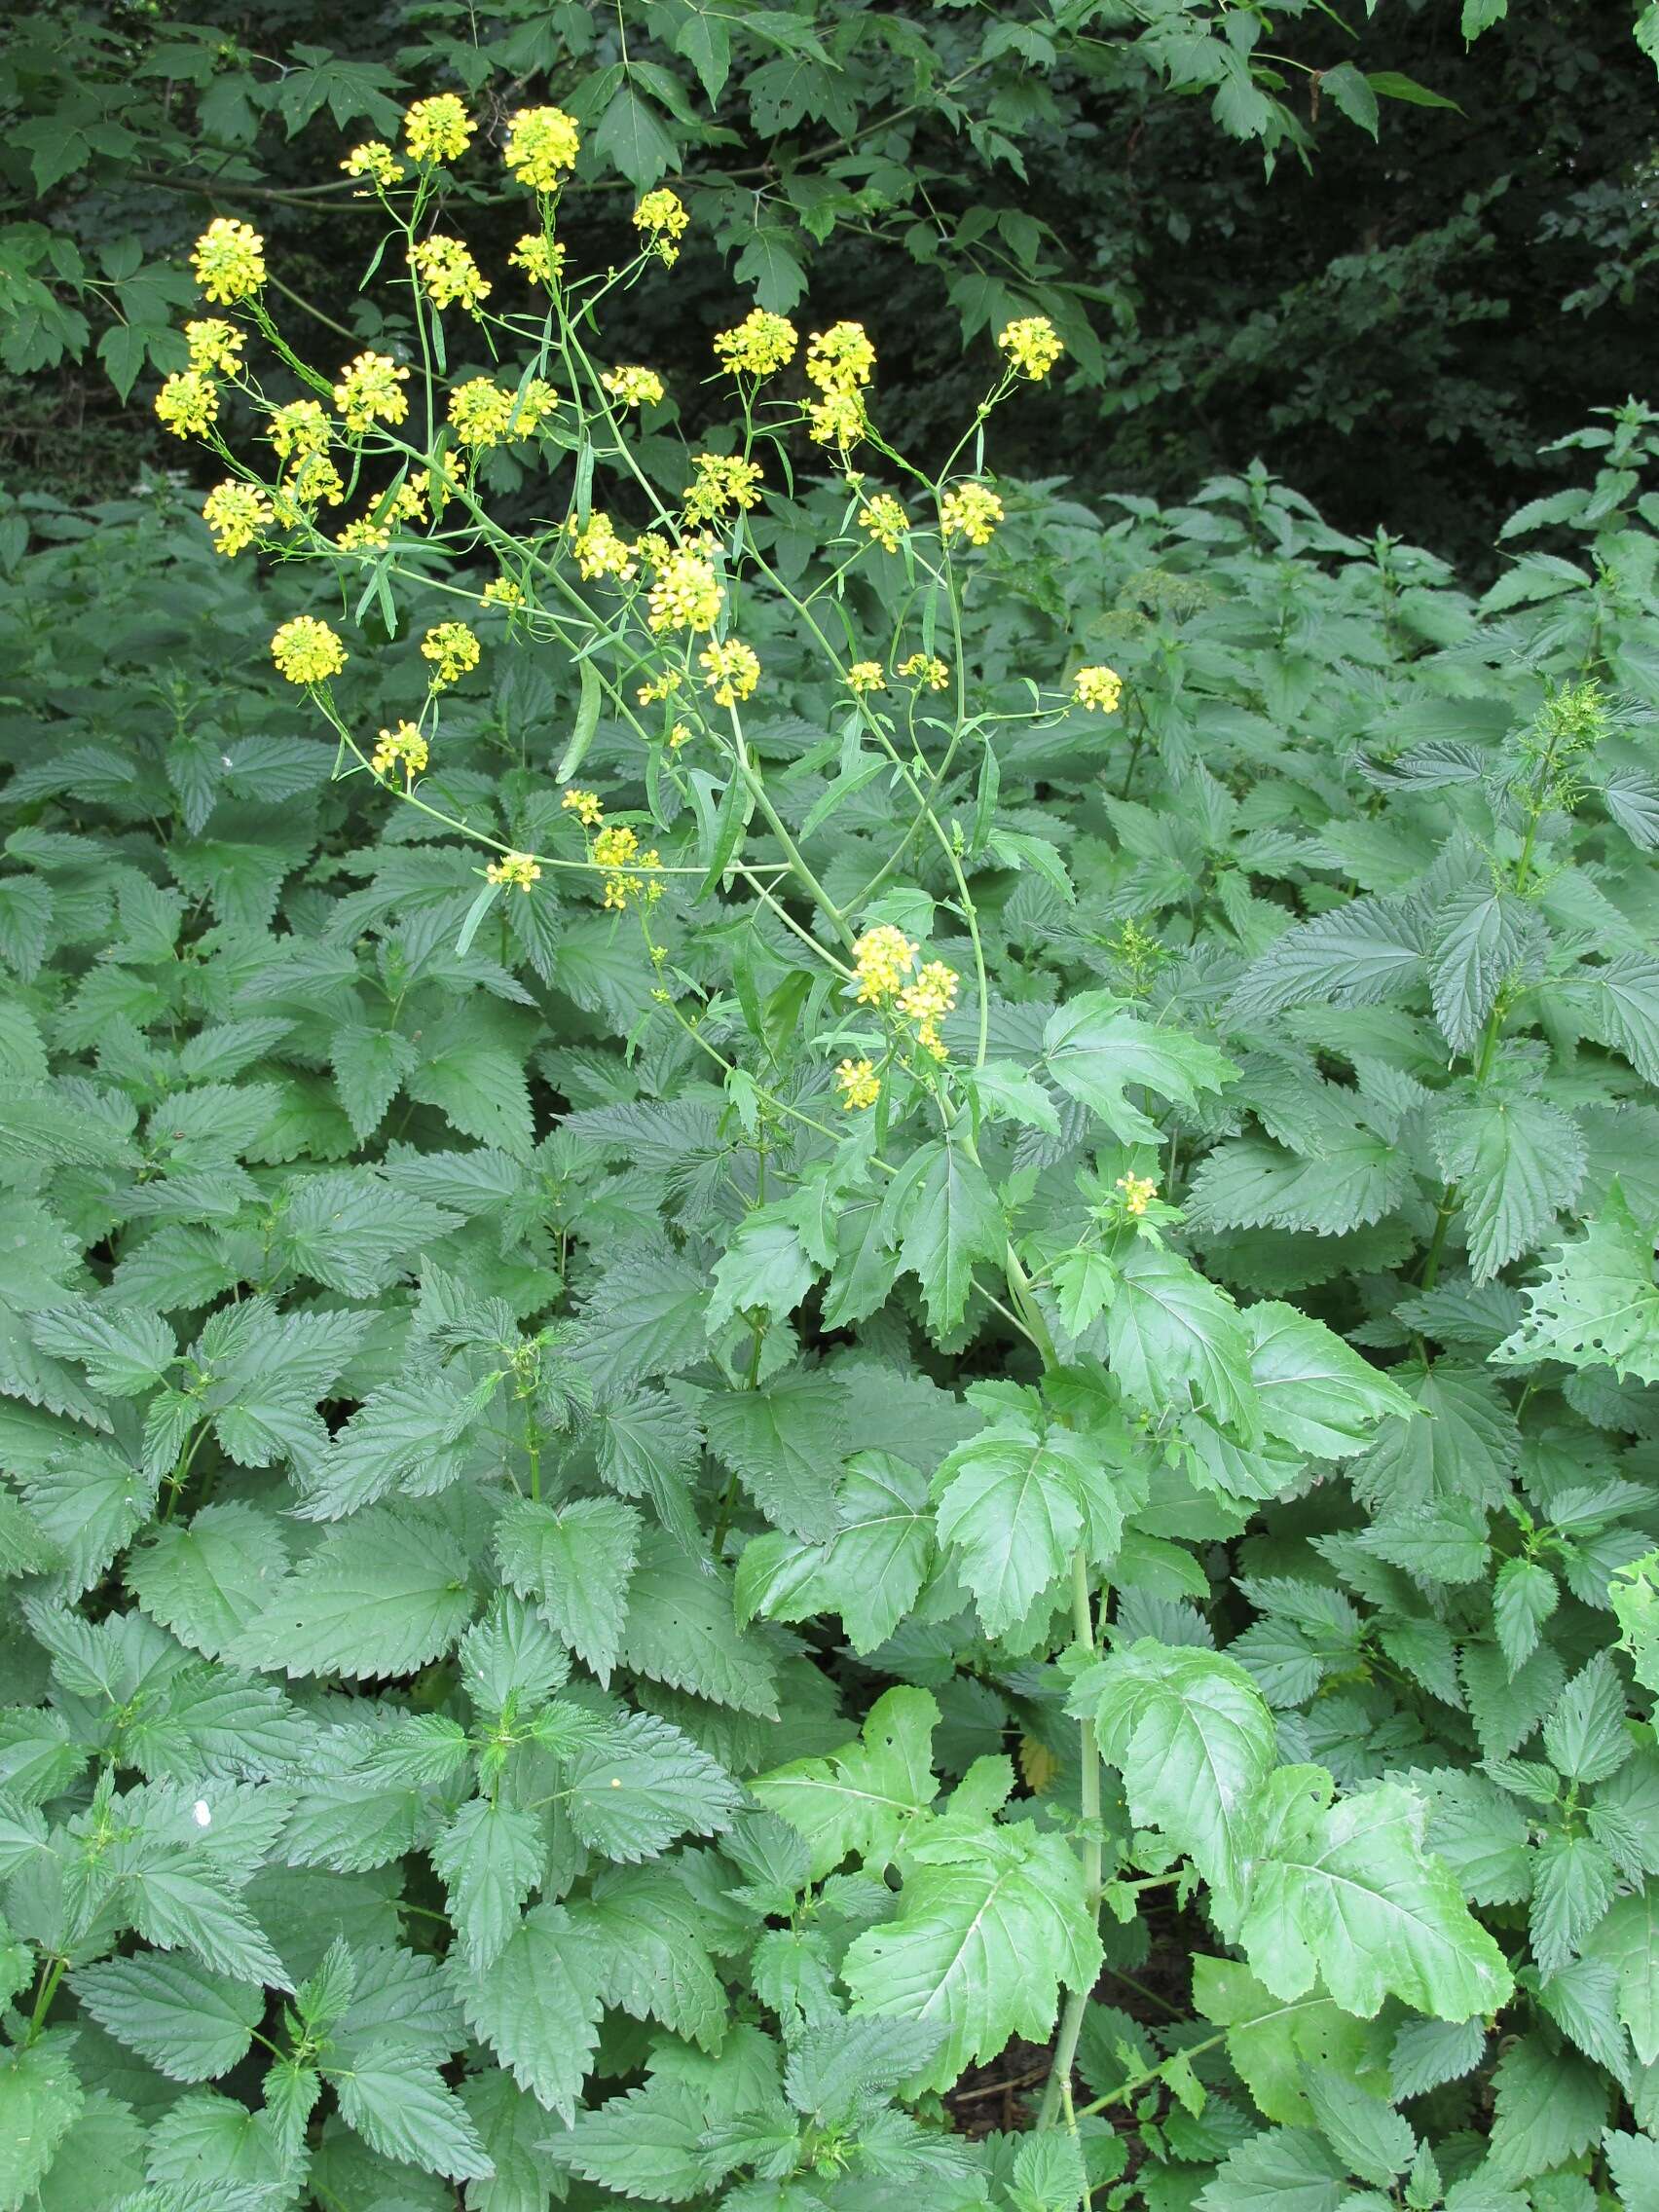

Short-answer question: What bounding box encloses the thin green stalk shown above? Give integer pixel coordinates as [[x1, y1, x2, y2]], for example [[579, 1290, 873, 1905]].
[[1037, 1544, 1104, 2133]]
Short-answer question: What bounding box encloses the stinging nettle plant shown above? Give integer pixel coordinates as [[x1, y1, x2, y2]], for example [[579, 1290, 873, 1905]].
[[2, 78, 1659, 2212]]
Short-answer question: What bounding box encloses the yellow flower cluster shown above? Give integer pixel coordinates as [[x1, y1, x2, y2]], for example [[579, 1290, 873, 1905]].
[[669, 720, 692, 749], [602, 365, 664, 410], [191, 218, 265, 304], [899, 652, 949, 691], [202, 481, 272, 557], [941, 482, 1004, 546], [372, 721, 428, 777], [592, 823, 661, 911], [487, 851, 541, 889], [639, 671, 681, 705], [335, 516, 390, 553], [409, 236, 491, 313], [154, 371, 218, 440], [567, 512, 638, 582], [647, 549, 723, 636], [898, 960, 959, 1061], [421, 621, 481, 688], [851, 924, 916, 1006], [482, 577, 524, 608], [633, 188, 689, 264], [699, 639, 760, 706], [562, 787, 604, 827], [806, 320, 875, 394], [342, 139, 405, 188], [275, 453, 345, 516], [185, 318, 243, 374], [807, 391, 866, 450], [683, 452, 763, 524], [1073, 664, 1123, 714], [269, 399, 330, 461], [859, 495, 907, 552], [403, 95, 473, 166], [504, 106, 581, 192], [846, 661, 885, 695], [271, 616, 347, 686], [447, 376, 558, 448], [508, 234, 566, 288], [836, 1058, 880, 1112], [713, 310, 797, 379], [332, 350, 411, 432], [1117, 1173, 1158, 1216], [996, 314, 1065, 381]]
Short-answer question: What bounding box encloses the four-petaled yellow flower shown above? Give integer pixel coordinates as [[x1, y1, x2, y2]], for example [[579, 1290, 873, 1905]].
[[898, 959, 959, 1060], [602, 365, 664, 410], [713, 309, 797, 378], [271, 616, 347, 686], [669, 720, 692, 749], [184, 319, 243, 374], [633, 188, 689, 264], [403, 95, 473, 166], [567, 511, 638, 582], [683, 452, 763, 525], [341, 139, 405, 188], [647, 548, 723, 636], [940, 482, 1004, 546], [504, 106, 581, 192], [276, 453, 345, 515], [899, 652, 949, 691], [421, 621, 481, 688], [1072, 664, 1123, 715], [1117, 1172, 1158, 1216], [269, 399, 330, 460], [996, 314, 1065, 382], [332, 350, 411, 433], [807, 390, 866, 450], [409, 236, 491, 313], [836, 1058, 880, 1112], [336, 516, 391, 553], [372, 721, 428, 778], [846, 661, 885, 695], [154, 372, 219, 440], [508, 234, 566, 288], [562, 788, 604, 827], [487, 851, 541, 889], [698, 639, 760, 706], [859, 495, 907, 552], [806, 320, 875, 394], [202, 481, 272, 557], [851, 924, 916, 1007], [639, 670, 681, 704], [191, 218, 265, 304], [482, 577, 524, 608]]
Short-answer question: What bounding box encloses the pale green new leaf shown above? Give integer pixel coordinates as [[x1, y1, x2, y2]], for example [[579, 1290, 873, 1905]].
[[752, 1684, 939, 1879], [1493, 1186, 1659, 1382], [1043, 991, 1235, 1143]]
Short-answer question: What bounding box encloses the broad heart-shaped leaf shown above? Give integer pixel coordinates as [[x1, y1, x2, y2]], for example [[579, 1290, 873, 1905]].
[[704, 1205, 817, 1333], [1426, 883, 1535, 1056], [752, 1685, 940, 1880], [574, 1864, 727, 2050], [698, 1367, 847, 1542], [1105, 1243, 1260, 1441], [327, 2042, 493, 2183], [228, 1503, 476, 1679], [1493, 1185, 1659, 1382], [1241, 1303, 1416, 1457], [734, 1451, 934, 1654], [880, 1136, 1005, 1334], [456, 1902, 605, 2122], [493, 1494, 639, 1682], [1230, 1773, 1513, 2022], [0, 2033, 82, 2212], [1042, 990, 1235, 1144], [127, 1502, 291, 1660], [1581, 1883, 1659, 2062], [563, 1709, 742, 1862], [1081, 1641, 1277, 1889], [841, 1818, 1102, 2092], [73, 1952, 264, 2081], [1431, 1091, 1586, 1282], [932, 1416, 1122, 1636]]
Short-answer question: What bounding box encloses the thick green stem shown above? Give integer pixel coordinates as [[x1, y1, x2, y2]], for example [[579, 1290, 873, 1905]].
[[1038, 1545, 1104, 2132]]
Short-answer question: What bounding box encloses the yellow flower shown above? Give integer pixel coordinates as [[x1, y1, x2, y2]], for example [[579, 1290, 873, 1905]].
[[1117, 1172, 1158, 1217], [1073, 664, 1123, 714], [846, 661, 885, 695], [647, 549, 723, 636], [508, 234, 566, 288], [154, 371, 218, 440], [332, 350, 411, 432], [409, 235, 491, 313], [859, 495, 907, 552], [403, 94, 473, 166], [683, 452, 763, 525], [201, 480, 272, 556], [487, 851, 541, 890], [591, 823, 659, 910], [271, 616, 347, 686], [276, 453, 345, 514], [184, 318, 243, 374], [807, 390, 866, 449], [851, 924, 916, 1007], [898, 652, 949, 692], [836, 1058, 880, 1112], [421, 621, 481, 688], [268, 398, 330, 461], [567, 511, 638, 582], [639, 671, 681, 704], [713, 309, 797, 378], [940, 482, 1003, 547], [191, 218, 265, 304], [482, 577, 524, 608], [899, 958, 960, 1063], [698, 639, 760, 707], [335, 516, 391, 553], [503, 105, 581, 192], [447, 376, 555, 449], [669, 720, 692, 749], [633, 187, 689, 264], [996, 314, 1065, 382], [371, 721, 428, 777], [562, 788, 604, 827], [593, 825, 639, 871], [806, 319, 875, 395], [341, 139, 406, 188], [602, 365, 664, 410]]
